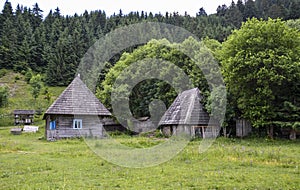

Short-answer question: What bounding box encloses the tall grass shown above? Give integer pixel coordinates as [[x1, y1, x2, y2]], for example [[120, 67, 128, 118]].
[[0, 127, 299, 189]]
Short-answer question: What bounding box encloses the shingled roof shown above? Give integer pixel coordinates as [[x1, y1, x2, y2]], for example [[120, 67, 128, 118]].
[[159, 88, 210, 126], [44, 76, 111, 116], [14, 110, 35, 115]]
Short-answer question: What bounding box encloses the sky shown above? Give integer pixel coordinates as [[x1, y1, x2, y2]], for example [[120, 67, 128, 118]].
[[7, 0, 235, 17]]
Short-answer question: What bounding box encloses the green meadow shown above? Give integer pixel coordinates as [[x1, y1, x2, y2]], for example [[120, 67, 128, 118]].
[[0, 128, 299, 189]]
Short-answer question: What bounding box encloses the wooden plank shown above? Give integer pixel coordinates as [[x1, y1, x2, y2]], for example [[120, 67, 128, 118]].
[[10, 128, 22, 135], [23, 125, 39, 133]]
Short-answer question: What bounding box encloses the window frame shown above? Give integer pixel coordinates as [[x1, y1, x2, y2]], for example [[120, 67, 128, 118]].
[[50, 120, 56, 130], [73, 119, 83, 129]]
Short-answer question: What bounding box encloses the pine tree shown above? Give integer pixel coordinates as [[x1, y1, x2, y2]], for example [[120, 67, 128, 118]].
[[225, 1, 243, 28], [30, 23, 47, 72], [0, 0, 13, 42], [15, 14, 33, 72], [216, 5, 228, 17], [31, 3, 43, 30], [288, 0, 300, 19], [197, 8, 207, 17], [0, 18, 18, 69], [236, 0, 245, 15], [244, 0, 258, 20], [267, 4, 288, 19]]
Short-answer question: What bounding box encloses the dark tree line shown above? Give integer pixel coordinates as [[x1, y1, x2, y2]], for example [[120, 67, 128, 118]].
[[0, 0, 299, 86]]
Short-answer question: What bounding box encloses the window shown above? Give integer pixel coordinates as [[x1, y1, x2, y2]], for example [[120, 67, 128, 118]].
[[73, 119, 82, 129], [50, 121, 56, 130]]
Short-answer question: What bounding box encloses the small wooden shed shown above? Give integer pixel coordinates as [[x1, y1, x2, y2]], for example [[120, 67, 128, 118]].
[[159, 88, 219, 138], [43, 75, 112, 140], [236, 119, 252, 137], [14, 110, 35, 125], [131, 117, 153, 133]]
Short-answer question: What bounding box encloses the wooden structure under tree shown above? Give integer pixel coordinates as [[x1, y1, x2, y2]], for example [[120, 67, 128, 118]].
[[159, 88, 220, 138], [14, 110, 35, 125], [236, 119, 252, 137], [43, 75, 112, 140]]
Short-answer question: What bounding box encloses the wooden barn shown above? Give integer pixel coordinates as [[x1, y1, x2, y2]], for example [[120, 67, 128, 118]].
[[159, 88, 219, 138], [43, 75, 112, 140], [14, 110, 35, 125]]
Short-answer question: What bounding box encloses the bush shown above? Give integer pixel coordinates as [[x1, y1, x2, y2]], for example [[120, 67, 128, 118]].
[[24, 70, 33, 83], [14, 75, 20, 81], [0, 86, 9, 107], [0, 69, 8, 78]]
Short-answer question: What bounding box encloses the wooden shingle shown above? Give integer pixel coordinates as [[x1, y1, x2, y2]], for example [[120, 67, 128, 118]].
[[44, 76, 111, 116], [159, 88, 210, 126]]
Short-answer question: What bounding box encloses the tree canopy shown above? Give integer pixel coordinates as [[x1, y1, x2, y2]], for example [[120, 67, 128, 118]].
[[220, 18, 300, 129], [96, 37, 223, 120]]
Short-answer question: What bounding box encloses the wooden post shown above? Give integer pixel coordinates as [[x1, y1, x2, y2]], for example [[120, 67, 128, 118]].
[[289, 129, 296, 140], [45, 115, 49, 139], [268, 126, 274, 139]]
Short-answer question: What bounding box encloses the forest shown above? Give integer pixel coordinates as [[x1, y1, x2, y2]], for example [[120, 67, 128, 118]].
[[0, 0, 300, 138]]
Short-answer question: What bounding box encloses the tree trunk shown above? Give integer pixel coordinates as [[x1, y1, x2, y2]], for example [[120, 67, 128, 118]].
[[223, 126, 227, 137], [289, 129, 296, 140], [268, 125, 274, 139]]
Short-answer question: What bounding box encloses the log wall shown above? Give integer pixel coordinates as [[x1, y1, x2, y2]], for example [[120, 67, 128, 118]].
[[46, 115, 105, 140]]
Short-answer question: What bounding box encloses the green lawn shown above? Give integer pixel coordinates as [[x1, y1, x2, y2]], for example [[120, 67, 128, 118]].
[[0, 127, 299, 189]]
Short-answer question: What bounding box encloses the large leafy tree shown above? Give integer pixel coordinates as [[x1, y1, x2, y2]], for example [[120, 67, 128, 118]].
[[96, 38, 218, 118], [220, 18, 300, 137]]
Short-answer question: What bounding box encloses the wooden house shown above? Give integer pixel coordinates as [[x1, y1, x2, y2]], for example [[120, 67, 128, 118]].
[[159, 88, 219, 138], [14, 110, 35, 125], [43, 75, 112, 140]]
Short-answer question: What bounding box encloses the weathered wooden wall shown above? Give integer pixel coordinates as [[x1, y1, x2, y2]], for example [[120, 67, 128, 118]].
[[131, 119, 154, 133], [161, 125, 220, 138], [236, 119, 252, 137], [46, 115, 105, 140]]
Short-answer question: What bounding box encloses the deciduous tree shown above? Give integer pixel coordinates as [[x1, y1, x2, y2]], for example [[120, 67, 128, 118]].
[[220, 18, 300, 137]]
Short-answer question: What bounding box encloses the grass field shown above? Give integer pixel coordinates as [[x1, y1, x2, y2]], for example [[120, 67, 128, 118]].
[[0, 127, 299, 189]]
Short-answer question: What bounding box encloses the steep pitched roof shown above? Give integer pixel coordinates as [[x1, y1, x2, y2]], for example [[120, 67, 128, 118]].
[[44, 76, 111, 116], [159, 88, 210, 126]]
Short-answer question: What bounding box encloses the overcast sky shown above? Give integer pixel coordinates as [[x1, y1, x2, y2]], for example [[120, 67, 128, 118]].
[[7, 0, 235, 17]]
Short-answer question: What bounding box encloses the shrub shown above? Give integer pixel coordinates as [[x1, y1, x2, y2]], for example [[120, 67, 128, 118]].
[[24, 70, 33, 83], [14, 75, 20, 81], [0, 85, 9, 107], [0, 69, 7, 78]]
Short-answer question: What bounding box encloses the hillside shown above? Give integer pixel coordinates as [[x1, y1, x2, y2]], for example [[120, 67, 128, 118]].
[[0, 70, 65, 127]]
